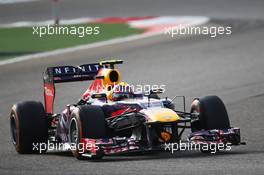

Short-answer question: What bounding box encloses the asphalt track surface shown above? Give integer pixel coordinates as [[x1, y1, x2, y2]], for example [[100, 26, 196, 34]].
[[1, 0, 264, 175]]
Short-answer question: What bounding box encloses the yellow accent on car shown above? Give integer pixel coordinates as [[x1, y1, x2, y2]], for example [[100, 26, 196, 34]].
[[143, 108, 180, 123], [99, 59, 123, 69], [100, 69, 121, 87]]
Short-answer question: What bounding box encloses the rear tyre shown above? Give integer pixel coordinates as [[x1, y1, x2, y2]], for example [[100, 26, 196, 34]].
[[69, 105, 107, 160], [190, 96, 230, 131], [10, 101, 48, 154]]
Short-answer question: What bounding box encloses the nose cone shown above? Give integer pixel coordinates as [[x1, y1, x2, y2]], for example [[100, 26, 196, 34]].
[[142, 108, 180, 123]]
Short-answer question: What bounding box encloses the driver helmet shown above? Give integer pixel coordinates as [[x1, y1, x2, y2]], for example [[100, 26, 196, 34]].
[[109, 82, 133, 101]]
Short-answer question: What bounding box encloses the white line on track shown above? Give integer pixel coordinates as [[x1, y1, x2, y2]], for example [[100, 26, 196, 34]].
[[0, 0, 38, 4], [0, 18, 95, 28]]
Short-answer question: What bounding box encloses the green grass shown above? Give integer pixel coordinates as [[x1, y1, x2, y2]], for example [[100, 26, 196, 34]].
[[0, 23, 143, 60]]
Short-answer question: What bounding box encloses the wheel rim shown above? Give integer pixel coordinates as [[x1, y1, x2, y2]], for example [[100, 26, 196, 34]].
[[70, 119, 78, 144], [10, 114, 17, 145], [191, 99, 201, 114]]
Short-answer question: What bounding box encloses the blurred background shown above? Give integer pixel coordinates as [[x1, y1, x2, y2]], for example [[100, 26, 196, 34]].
[[1, 0, 263, 24]]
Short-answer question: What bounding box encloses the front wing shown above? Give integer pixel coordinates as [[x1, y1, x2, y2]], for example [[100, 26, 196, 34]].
[[79, 127, 243, 157]]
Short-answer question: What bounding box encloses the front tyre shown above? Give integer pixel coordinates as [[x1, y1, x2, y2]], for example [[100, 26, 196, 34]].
[[190, 96, 230, 131], [190, 96, 231, 154], [69, 105, 107, 160], [10, 101, 48, 154]]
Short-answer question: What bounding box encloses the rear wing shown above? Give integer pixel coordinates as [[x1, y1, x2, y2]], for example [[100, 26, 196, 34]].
[[44, 63, 100, 83], [43, 60, 123, 114]]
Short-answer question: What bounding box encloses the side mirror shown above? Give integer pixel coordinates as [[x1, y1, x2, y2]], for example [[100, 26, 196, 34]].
[[150, 88, 164, 94], [133, 92, 144, 98]]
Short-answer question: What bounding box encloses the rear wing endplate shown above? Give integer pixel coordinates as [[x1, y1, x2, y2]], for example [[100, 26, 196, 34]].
[[43, 60, 123, 114]]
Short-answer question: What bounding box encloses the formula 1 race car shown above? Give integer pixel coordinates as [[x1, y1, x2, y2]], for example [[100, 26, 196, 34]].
[[10, 60, 244, 160]]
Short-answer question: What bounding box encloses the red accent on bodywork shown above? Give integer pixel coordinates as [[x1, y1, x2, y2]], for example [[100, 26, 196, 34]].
[[110, 108, 128, 118], [82, 78, 104, 100], [44, 83, 55, 114], [80, 138, 87, 153], [80, 138, 97, 154], [89, 139, 97, 154], [109, 107, 139, 118]]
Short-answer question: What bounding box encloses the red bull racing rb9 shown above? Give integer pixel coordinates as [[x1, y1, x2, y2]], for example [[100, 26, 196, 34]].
[[10, 60, 245, 160]]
